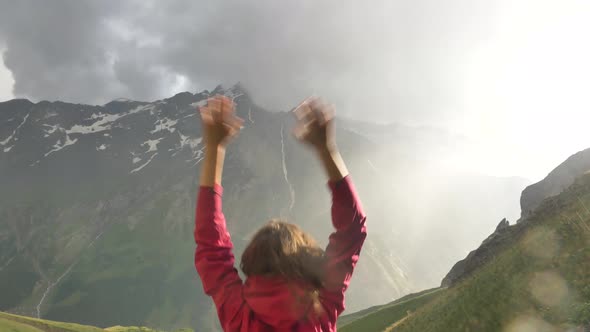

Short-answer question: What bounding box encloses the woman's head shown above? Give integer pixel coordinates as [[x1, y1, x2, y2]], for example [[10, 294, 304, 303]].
[[241, 219, 325, 288]]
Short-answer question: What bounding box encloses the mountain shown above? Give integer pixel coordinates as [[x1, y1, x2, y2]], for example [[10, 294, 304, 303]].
[[443, 147, 590, 288], [340, 149, 590, 331], [0, 84, 527, 330], [520, 148, 590, 220]]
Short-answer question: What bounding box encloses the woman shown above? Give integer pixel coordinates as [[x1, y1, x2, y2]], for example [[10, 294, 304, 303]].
[[194, 95, 367, 331]]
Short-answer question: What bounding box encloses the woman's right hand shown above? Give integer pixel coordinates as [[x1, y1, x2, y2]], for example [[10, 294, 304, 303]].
[[199, 95, 244, 148], [291, 97, 336, 151]]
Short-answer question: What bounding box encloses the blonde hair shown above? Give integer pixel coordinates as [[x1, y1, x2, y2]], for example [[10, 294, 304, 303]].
[[240, 219, 325, 288]]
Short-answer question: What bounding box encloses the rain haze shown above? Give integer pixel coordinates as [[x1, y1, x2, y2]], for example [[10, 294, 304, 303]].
[[1, 0, 589, 182]]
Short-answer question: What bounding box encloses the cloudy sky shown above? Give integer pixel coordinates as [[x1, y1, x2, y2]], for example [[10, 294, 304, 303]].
[[0, 0, 589, 181]]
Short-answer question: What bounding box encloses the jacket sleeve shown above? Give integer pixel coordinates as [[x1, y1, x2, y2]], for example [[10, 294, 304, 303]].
[[319, 175, 367, 318], [194, 184, 245, 331]]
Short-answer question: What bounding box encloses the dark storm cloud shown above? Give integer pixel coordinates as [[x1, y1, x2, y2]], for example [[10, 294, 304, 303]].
[[0, 0, 180, 104], [0, 0, 499, 121], [0, 1, 122, 103]]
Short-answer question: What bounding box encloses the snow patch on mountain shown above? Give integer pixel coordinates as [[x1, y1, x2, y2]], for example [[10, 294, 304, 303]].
[[176, 132, 205, 165], [179, 133, 202, 150], [45, 135, 78, 157], [229, 92, 244, 102], [130, 153, 158, 174], [186, 146, 205, 166], [44, 111, 58, 119], [187, 153, 205, 166], [42, 124, 60, 137], [142, 138, 164, 153], [68, 114, 116, 134], [150, 118, 178, 134], [169, 132, 202, 161], [190, 100, 207, 108], [183, 139, 204, 165], [67, 104, 156, 135], [223, 85, 245, 101], [1, 112, 30, 146]]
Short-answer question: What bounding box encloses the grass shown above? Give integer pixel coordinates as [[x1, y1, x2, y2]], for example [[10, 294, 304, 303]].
[[0, 311, 104, 332], [337, 288, 442, 327], [0, 312, 192, 332], [338, 288, 445, 332], [0, 317, 44, 332]]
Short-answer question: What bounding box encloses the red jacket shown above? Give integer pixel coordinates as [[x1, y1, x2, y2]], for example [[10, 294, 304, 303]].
[[194, 176, 367, 331]]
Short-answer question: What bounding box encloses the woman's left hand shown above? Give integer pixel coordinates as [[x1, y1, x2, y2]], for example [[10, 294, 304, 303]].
[[199, 95, 244, 147]]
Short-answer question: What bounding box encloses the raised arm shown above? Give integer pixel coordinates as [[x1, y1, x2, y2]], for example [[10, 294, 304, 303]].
[[194, 96, 245, 330], [321, 172, 366, 316], [291, 98, 367, 317]]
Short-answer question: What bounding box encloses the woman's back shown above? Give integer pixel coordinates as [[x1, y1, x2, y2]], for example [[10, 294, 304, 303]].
[[194, 96, 367, 331], [194, 176, 366, 331]]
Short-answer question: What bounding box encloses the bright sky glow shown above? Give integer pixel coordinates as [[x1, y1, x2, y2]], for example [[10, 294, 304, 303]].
[[442, 0, 590, 181]]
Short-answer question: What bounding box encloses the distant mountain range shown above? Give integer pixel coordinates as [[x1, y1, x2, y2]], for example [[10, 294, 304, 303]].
[[0, 84, 529, 330]]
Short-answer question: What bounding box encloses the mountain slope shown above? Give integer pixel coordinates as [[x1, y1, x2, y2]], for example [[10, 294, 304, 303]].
[[0, 84, 528, 330], [338, 149, 590, 331], [337, 288, 444, 332], [443, 147, 590, 288], [393, 174, 590, 331], [520, 147, 590, 220]]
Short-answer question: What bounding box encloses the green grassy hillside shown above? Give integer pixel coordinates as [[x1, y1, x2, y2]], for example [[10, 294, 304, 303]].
[[0, 317, 44, 332], [0, 311, 105, 332], [0, 311, 192, 332], [343, 174, 590, 331], [338, 288, 445, 332]]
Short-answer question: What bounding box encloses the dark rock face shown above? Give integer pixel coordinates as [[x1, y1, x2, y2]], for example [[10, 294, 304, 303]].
[[441, 218, 522, 288], [495, 218, 509, 232], [520, 148, 590, 221]]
